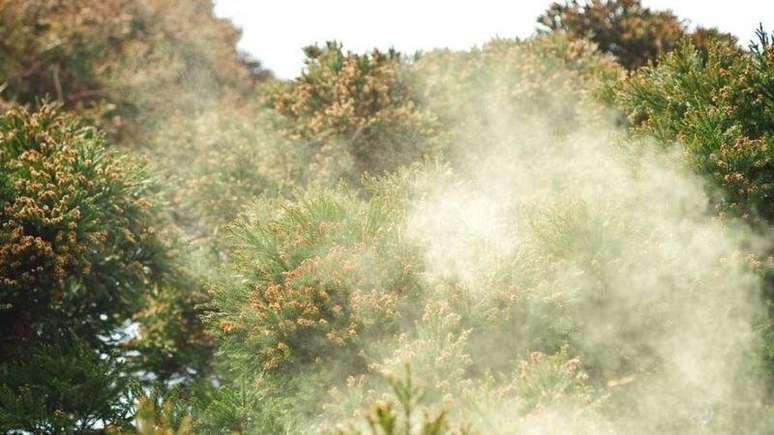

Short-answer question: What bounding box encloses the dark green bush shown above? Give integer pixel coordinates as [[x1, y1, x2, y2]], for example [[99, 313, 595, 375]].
[[0, 343, 137, 433], [0, 104, 169, 431], [0, 104, 168, 352]]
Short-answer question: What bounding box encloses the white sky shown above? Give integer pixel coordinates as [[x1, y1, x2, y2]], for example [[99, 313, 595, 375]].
[[214, 0, 774, 79]]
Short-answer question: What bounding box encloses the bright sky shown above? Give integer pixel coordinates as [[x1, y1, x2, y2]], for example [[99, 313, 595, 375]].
[[214, 0, 774, 79]]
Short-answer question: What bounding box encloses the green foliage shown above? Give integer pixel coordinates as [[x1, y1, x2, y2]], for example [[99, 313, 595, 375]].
[[538, 0, 737, 70], [0, 1, 278, 401], [200, 31, 771, 433], [270, 41, 440, 179], [108, 382, 287, 435], [0, 104, 167, 354], [134, 407, 192, 435], [505, 349, 593, 413], [122, 393, 193, 435], [152, 99, 295, 238], [333, 352, 595, 434], [127, 268, 213, 384], [209, 187, 424, 374], [0, 104, 200, 431], [0, 343, 136, 433], [618, 29, 774, 223], [188, 379, 291, 434]]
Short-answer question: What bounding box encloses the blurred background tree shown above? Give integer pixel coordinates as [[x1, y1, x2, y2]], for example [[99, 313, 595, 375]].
[[538, 0, 738, 70], [0, 0, 269, 146]]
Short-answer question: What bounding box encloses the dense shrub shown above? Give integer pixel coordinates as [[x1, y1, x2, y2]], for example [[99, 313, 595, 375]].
[[0, 104, 170, 431], [209, 187, 425, 375], [0, 342, 138, 433], [270, 41, 440, 180], [0, 105, 168, 352], [204, 148, 767, 432], [197, 184, 431, 431], [127, 267, 213, 385], [0, 2, 279, 399], [618, 30, 774, 224]]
